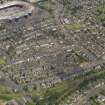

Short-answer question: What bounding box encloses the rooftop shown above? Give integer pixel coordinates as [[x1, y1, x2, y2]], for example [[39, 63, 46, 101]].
[[0, 1, 35, 20]]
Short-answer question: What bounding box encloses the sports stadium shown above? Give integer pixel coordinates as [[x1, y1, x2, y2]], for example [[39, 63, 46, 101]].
[[0, 1, 35, 21]]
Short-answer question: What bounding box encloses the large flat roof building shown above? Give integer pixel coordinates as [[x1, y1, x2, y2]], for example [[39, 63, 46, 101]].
[[0, 1, 35, 40], [0, 1, 35, 21]]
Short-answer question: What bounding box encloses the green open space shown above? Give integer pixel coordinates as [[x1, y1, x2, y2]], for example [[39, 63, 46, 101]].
[[0, 57, 5, 65], [27, 79, 81, 105], [90, 96, 101, 105], [64, 23, 83, 30], [21, 67, 105, 105], [29, 82, 69, 105], [0, 85, 22, 102], [37, 0, 53, 12], [96, 4, 105, 23], [25, 67, 105, 105]]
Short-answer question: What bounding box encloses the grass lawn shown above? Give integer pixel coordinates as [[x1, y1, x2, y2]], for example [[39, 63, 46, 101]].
[[37, 0, 53, 12], [64, 23, 83, 30], [0, 94, 20, 101], [0, 57, 5, 65], [96, 4, 105, 22], [31, 80, 80, 105], [26, 101, 35, 105], [0, 85, 22, 102], [90, 96, 101, 105], [27, 82, 69, 105]]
